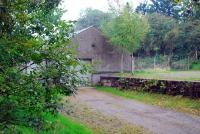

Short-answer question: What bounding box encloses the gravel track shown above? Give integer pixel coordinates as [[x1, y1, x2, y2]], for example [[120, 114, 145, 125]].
[[75, 87, 200, 134]]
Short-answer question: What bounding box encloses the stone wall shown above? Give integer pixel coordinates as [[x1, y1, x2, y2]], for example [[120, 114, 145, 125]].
[[100, 76, 200, 99], [92, 72, 118, 85]]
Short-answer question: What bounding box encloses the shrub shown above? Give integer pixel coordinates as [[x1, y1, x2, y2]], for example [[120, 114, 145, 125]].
[[0, 0, 87, 132], [191, 60, 200, 70]]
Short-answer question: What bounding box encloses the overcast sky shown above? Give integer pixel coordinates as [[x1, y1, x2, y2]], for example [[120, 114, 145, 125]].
[[61, 0, 146, 21]]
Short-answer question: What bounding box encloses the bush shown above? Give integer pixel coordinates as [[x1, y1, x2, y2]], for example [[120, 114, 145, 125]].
[[191, 60, 200, 70], [0, 1, 87, 132]]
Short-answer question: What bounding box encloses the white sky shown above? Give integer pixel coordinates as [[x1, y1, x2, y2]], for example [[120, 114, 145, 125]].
[[61, 0, 146, 21]]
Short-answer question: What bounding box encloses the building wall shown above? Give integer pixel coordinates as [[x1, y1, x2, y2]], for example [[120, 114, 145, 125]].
[[71, 26, 132, 84], [72, 27, 132, 73], [72, 27, 104, 60]]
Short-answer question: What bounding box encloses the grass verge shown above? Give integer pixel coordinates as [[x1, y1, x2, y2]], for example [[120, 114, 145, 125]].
[[117, 70, 200, 81], [16, 112, 93, 134], [96, 86, 200, 116]]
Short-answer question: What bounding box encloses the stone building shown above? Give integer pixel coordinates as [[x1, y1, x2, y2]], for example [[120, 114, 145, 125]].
[[71, 26, 132, 84]]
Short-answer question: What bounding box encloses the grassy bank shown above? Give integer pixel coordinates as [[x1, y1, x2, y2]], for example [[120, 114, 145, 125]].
[[117, 70, 200, 81], [96, 86, 200, 116], [16, 113, 93, 134]]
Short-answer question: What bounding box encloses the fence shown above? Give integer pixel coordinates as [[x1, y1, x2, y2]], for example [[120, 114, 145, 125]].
[[134, 55, 194, 70]]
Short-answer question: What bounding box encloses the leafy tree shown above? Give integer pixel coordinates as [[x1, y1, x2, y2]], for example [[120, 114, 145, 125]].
[[75, 8, 111, 30], [137, 13, 178, 56], [164, 27, 180, 67], [179, 20, 200, 60], [101, 3, 149, 72], [178, 0, 200, 20], [135, 0, 200, 69], [136, 0, 181, 19], [150, 0, 179, 17], [135, 12, 200, 69], [0, 0, 86, 132], [135, 0, 149, 15], [136, 0, 200, 20]]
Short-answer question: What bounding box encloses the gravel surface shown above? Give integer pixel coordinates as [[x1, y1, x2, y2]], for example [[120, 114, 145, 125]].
[[63, 96, 150, 134], [74, 87, 200, 134]]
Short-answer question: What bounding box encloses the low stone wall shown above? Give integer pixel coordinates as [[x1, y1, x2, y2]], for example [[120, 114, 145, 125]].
[[92, 72, 117, 85], [100, 76, 200, 99]]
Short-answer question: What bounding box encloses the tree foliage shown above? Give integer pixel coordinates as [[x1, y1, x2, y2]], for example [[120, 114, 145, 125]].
[[0, 0, 86, 132], [75, 8, 111, 30], [102, 6, 149, 53], [136, 0, 180, 19], [135, 0, 200, 69], [139, 13, 178, 56], [101, 3, 149, 72], [175, 0, 200, 20], [136, 0, 200, 20]]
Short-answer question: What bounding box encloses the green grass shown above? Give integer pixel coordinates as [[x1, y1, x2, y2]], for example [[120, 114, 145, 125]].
[[96, 86, 200, 116], [16, 113, 93, 134], [117, 70, 200, 81], [191, 60, 200, 70]]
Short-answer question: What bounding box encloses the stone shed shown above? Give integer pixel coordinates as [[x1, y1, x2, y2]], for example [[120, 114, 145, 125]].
[[71, 26, 132, 84]]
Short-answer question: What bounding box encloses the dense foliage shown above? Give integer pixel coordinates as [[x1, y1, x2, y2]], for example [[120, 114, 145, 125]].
[[136, 0, 200, 69], [75, 8, 111, 30], [101, 3, 149, 72], [0, 0, 86, 132], [75, 1, 200, 70], [75, 0, 200, 70], [136, 0, 180, 18], [101, 4, 149, 54], [136, 0, 200, 20]]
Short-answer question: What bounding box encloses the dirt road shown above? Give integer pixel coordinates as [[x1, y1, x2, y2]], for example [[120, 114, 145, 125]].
[[74, 87, 200, 134]]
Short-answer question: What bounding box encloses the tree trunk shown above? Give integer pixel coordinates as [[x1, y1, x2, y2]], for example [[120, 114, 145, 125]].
[[168, 50, 173, 70], [195, 49, 198, 61], [131, 55, 135, 73], [45, 58, 49, 105], [121, 52, 124, 73], [168, 56, 172, 70], [154, 56, 156, 70], [187, 56, 190, 70]]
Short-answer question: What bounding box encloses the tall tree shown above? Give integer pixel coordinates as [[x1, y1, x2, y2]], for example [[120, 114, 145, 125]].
[[176, 0, 200, 20], [164, 27, 180, 67], [135, 0, 149, 15], [138, 13, 178, 56], [179, 20, 200, 60], [75, 8, 111, 30], [136, 0, 180, 19], [101, 3, 149, 72]]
